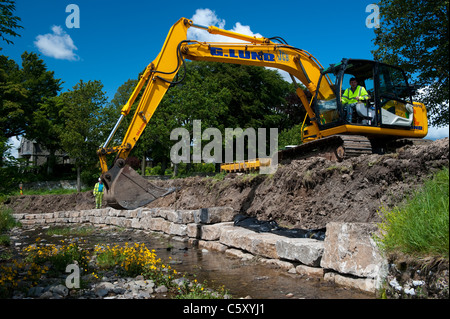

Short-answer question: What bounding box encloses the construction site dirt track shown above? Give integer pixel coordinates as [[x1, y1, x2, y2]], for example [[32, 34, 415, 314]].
[[6, 138, 449, 229]]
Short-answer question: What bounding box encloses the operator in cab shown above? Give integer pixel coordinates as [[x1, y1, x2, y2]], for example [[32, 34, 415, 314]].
[[342, 77, 369, 123]]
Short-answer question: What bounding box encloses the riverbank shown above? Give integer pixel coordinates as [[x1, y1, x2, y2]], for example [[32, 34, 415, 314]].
[[2, 223, 374, 299], [11, 206, 386, 296]]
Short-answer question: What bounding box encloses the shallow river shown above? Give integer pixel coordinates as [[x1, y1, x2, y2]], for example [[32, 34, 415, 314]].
[[14, 225, 374, 299]]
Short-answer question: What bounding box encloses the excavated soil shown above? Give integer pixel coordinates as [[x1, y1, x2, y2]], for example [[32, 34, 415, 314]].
[[5, 138, 449, 229]]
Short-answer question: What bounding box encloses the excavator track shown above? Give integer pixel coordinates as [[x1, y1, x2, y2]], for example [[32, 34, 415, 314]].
[[278, 135, 373, 164]]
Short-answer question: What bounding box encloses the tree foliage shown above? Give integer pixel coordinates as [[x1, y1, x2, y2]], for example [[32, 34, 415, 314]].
[[130, 61, 301, 168], [59, 80, 108, 190], [0, 0, 23, 46], [0, 52, 62, 139], [373, 0, 449, 127]]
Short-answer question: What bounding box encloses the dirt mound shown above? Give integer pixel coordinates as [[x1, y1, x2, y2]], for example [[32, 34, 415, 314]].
[[5, 138, 449, 229], [148, 138, 448, 228], [5, 191, 95, 214]]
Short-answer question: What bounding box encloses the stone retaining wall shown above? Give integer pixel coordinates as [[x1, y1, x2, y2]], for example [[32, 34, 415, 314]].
[[13, 207, 387, 295]]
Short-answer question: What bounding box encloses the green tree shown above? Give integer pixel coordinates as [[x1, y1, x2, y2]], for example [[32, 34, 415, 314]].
[[59, 80, 108, 192], [0, 54, 27, 139], [137, 61, 296, 172], [27, 95, 66, 175], [109, 78, 138, 141], [0, 52, 61, 139], [372, 0, 449, 127], [0, 0, 23, 46]]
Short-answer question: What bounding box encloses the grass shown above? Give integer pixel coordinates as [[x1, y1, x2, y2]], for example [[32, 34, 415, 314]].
[[376, 167, 449, 260], [0, 205, 20, 233], [45, 226, 96, 237], [0, 204, 21, 250]]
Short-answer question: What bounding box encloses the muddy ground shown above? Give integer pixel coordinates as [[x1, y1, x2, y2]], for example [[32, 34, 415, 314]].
[[5, 138, 449, 229]]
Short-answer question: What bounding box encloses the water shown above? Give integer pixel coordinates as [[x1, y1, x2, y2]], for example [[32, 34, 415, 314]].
[[12, 225, 374, 299]]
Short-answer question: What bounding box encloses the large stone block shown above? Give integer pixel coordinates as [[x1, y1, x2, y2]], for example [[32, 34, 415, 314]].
[[168, 223, 187, 236], [177, 210, 197, 224], [12, 214, 24, 221], [324, 272, 377, 294], [198, 240, 228, 253], [147, 217, 169, 232], [248, 233, 279, 259], [131, 218, 142, 229], [219, 225, 256, 252], [157, 209, 197, 224], [219, 226, 279, 259], [195, 207, 236, 224], [276, 238, 324, 267], [320, 222, 387, 282], [187, 223, 201, 238], [153, 208, 177, 222], [200, 222, 233, 241], [295, 265, 324, 277]]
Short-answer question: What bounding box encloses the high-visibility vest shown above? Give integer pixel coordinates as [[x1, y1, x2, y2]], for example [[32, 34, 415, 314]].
[[93, 182, 104, 195], [342, 85, 369, 104]]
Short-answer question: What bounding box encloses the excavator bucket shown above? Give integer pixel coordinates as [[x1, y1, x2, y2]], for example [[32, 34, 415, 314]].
[[102, 160, 175, 210]]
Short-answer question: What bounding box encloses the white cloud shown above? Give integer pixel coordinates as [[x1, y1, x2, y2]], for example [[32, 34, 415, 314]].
[[426, 125, 449, 140], [34, 25, 79, 61], [187, 8, 262, 43]]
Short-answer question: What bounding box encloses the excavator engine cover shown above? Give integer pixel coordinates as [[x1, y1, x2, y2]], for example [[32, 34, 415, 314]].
[[102, 159, 175, 210]]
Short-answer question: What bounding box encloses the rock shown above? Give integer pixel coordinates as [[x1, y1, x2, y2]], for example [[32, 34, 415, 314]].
[[187, 223, 201, 238], [220, 226, 279, 259], [225, 248, 254, 260], [320, 222, 387, 286], [95, 281, 115, 297], [113, 287, 126, 294], [195, 207, 236, 224], [39, 291, 53, 299], [295, 265, 324, 277], [404, 287, 415, 296], [275, 238, 324, 267], [155, 285, 168, 293], [389, 278, 403, 292], [324, 272, 377, 293], [96, 289, 109, 298], [96, 281, 115, 292], [50, 284, 69, 297], [200, 223, 232, 241], [28, 286, 44, 297], [198, 240, 228, 252], [137, 291, 151, 299], [261, 259, 295, 271], [172, 277, 189, 287]]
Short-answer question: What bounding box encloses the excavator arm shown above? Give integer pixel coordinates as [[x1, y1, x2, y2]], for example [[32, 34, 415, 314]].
[[98, 17, 333, 210]]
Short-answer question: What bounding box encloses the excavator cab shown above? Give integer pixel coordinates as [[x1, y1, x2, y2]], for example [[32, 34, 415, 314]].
[[312, 58, 422, 131]]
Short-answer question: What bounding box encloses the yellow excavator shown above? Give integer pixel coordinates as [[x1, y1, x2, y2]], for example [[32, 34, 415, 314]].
[[97, 17, 428, 210]]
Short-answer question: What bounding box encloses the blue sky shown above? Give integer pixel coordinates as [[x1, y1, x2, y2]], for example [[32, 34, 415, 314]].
[[3, 0, 448, 146]]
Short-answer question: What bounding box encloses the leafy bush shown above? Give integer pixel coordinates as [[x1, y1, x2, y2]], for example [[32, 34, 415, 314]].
[[0, 205, 20, 233]]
